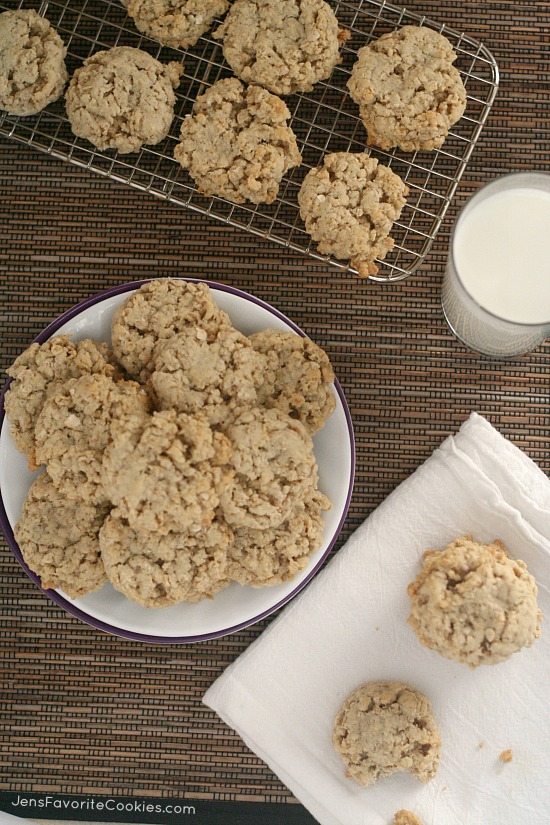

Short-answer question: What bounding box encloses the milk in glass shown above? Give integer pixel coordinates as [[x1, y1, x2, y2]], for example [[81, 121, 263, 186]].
[[442, 174, 550, 357]]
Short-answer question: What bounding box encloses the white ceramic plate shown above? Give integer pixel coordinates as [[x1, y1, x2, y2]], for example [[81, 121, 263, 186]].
[[0, 280, 355, 643]]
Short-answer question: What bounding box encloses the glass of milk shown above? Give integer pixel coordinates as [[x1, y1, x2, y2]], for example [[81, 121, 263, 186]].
[[442, 172, 550, 357]]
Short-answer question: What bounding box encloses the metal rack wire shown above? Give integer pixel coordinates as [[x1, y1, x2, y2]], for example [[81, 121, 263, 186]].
[[0, 0, 498, 281]]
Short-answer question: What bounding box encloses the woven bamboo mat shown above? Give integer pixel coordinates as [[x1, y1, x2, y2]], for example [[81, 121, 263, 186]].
[[1, 0, 549, 815]]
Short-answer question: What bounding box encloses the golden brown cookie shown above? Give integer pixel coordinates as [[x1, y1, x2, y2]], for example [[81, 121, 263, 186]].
[[347, 26, 467, 152], [126, 0, 229, 48], [250, 329, 335, 434], [14, 473, 109, 599], [407, 536, 542, 667], [298, 152, 408, 277], [111, 279, 231, 381], [65, 46, 183, 154], [4, 335, 120, 470], [102, 409, 233, 535], [34, 373, 151, 504], [213, 0, 346, 95], [149, 325, 266, 425], [227, 487, 331, 587], [0, 9, 67, 116], [174, 78, 301, 205], [219, 407, 317, 530], [333, 681, 441, 787], [100, 512, 233, 607]]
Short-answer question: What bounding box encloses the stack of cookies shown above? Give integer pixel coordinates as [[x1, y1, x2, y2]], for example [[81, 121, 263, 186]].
[[5, 279, 336, 608]]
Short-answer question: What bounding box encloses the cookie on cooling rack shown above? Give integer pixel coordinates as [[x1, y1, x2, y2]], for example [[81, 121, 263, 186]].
[[126, 0, 230, 49], [65, 46, 183, 154], [15, 473, 109, 599], [0, 9, 67, 116], [213, 0, 347, 96], [347, 25, 467, 152], [298, 152, 408, 277], [174, 77, 301, 205]]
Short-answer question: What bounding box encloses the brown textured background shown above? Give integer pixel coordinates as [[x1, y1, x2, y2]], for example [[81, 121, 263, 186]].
[[1, 0, 549, 809]]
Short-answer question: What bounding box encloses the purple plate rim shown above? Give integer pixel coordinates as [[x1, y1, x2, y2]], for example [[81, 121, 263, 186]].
[[0, 278, 355, 644]]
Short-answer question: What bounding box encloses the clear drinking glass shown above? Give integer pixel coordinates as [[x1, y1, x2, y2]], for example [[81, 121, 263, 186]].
[[442, 172, 550, 358]]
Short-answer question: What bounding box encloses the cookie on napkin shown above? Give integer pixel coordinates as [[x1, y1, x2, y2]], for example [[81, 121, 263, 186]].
[[204, 413, 550, 825]]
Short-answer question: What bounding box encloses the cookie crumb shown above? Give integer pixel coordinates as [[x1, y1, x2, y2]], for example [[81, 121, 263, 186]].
[[394, 810, 423, 825], [499, 749, 513, 763], [479, 742, 484, 749]]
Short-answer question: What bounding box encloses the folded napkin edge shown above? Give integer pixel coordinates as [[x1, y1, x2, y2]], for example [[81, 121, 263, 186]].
[[203, 689, 344, 825]]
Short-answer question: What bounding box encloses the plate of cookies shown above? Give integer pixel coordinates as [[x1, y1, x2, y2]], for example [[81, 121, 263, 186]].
[[0, 278, 354, 642]]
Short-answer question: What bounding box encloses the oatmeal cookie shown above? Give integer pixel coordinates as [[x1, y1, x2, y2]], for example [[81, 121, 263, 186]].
[[219, 407, 317, 530], [100, 512, 233, 607], [102, 409, 233, 535], [4, 335, 120, 470], [0, 9, 67, 116], [213, 0, 346, 96], [149, 325, 267, 425], [298, 152, 408, 277], [407, 536, 542, 667], [65, 46, 183, 154], [127, 0, 229, 49], [111, 279, 231, 381], [394, 812, 424, 825], [347, 26, 467, 152], [250, 329, 335, 434], [14, 473, 109, 599], [34, 374, 151, 505], [174, 78, 301, 205], [228, 487, 331, 587], [333, 681, 441, 787]]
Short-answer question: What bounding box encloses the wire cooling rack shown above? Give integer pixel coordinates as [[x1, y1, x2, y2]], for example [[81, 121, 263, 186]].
[[0, 0, 498, 281]]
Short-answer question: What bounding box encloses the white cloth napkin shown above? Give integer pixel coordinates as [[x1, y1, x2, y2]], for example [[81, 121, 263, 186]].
[[204, 413, 550, 825]]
